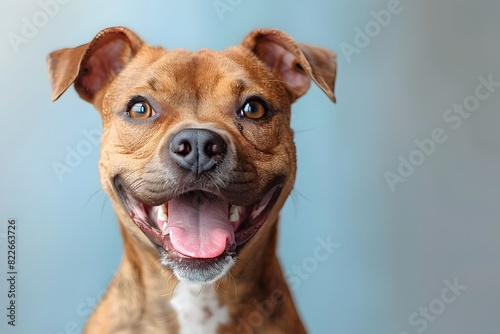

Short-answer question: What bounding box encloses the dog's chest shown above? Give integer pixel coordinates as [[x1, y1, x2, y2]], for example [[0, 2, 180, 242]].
[[170, 283, 229, 334]]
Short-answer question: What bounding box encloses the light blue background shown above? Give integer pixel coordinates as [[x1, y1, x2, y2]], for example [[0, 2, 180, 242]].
[[1, 0, 500, 333]]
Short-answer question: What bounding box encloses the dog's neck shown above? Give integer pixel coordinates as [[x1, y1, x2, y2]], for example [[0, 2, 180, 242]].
[[85, 217, 306, 333]]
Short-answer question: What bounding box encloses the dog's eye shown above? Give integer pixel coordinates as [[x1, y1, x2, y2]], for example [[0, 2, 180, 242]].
[[240, 100, 267, 120], [128, 102, 153, 119]]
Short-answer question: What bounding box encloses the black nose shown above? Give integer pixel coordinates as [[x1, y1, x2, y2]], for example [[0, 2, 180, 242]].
[[169, 129, 227, 174]]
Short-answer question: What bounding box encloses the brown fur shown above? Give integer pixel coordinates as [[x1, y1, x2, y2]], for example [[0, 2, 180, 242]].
[[47, 27, 336, 333]]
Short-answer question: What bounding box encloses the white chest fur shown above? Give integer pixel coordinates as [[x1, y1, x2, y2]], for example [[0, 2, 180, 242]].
[[170, 282, 229, 334]]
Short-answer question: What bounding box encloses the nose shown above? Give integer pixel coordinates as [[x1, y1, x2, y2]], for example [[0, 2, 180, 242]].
[[169, 128, 227, 175]]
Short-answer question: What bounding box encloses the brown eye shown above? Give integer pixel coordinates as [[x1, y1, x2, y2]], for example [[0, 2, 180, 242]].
[[128, 102, 153, 119], [240, 100, 267, 120]]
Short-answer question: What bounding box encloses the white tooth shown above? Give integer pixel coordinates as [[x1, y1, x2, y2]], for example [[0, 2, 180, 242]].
[[157, 204, 168, 222], [229, 206, 241, 222], [158, 211, 168, 222], [162, 221, 168, 232]]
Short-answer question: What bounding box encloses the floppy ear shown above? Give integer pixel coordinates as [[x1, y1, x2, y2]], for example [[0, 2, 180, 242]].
[[47, 26, 143, 105], [242, 29, 337, 103]]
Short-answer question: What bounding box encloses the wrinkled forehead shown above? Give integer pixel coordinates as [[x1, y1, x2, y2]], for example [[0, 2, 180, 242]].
[[132, 48, 258, 97]]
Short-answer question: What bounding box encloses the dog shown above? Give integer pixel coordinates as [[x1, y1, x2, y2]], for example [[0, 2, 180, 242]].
[[47, 26, 336, 333]]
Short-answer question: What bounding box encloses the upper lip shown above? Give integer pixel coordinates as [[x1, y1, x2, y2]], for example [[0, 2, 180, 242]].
[[115, 178, 281, 259]]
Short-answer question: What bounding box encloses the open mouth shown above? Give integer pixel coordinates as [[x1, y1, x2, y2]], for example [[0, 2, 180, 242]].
[[116, 183, 281, 260]]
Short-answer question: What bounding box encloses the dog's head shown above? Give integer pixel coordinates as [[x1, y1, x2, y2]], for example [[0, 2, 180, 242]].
[[48, 27, 336, 284]]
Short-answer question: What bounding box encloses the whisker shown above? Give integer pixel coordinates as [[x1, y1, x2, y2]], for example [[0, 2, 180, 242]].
[[151, 258, 166, 285], [83, 188, 104, 208], [294, 128, 315, 135], [161, 276, 179, 298], [195, 284, 205, 302], [215, 279, 229, 294], [100, 194, 110, 224], [228, 272, 238, 301], [290, 187, 309, 203], [289, 192, 300, 219]]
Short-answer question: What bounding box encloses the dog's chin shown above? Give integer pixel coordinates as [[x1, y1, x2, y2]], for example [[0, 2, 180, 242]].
[[161, 252, 236, 284], [115, 180, 282, 284]]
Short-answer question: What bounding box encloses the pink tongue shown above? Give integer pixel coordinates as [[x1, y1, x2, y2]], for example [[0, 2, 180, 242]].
[[165, 193, 235, 258]]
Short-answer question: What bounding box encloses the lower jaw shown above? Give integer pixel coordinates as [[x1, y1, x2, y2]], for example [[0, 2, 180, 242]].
[[160, 250, 236, 284]]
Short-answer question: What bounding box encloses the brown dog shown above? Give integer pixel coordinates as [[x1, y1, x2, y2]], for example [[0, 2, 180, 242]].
[[47, 26, 336, 333]]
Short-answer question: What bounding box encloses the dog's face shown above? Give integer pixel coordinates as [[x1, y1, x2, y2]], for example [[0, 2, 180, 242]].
[[48, 27, 336, 284]]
